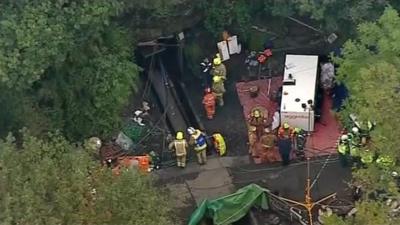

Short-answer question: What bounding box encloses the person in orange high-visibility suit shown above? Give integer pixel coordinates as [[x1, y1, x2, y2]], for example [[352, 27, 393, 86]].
[[202, 88, 216, 119], [278, 122, 294, 139]]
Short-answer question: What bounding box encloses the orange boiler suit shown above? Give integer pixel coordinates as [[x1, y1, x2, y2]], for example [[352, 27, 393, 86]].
[[202, 92, 216, 119]]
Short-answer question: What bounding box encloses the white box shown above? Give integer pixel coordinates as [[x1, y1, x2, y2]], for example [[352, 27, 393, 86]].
[[227, 36, 239, 55], [280, 54, 319, 131], [217, 41, 230, 61]]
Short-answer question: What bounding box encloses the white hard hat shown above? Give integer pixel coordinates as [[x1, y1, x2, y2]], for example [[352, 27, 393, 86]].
[[341, 134, 348, 141], [187, 127, 195, 135], [352, 127, 359, 133], [88, 137, 102, 149]]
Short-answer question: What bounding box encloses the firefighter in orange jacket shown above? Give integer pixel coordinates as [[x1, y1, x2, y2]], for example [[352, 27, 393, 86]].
[[277, 122, 294, 166], [202, 88, 216, 119], [278, 122, 294, 139]]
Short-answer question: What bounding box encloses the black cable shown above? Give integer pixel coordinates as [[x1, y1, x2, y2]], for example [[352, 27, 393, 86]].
[[141, 52, 155, 101], [159, 58, 169, 164]]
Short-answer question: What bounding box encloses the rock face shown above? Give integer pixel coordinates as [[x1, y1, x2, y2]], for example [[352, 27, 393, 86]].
[[122, 0, 205, 41]]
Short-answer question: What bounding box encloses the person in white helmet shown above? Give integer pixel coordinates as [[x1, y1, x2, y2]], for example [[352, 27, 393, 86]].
[[337, 134, 350, 167], [187, 127, 208, 165], [348, 127, 361, 167]]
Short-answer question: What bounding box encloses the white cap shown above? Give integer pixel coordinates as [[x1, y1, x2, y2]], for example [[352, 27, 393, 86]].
[[88, 137, 102, 149], [341, 134, 348, 141], [187, 127, 195, 135], [134, 110, 143, 116], [352, 127, 359, 133]]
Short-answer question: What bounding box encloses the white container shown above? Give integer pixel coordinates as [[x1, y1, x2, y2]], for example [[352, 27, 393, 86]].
[[280, 54, 319, 131]]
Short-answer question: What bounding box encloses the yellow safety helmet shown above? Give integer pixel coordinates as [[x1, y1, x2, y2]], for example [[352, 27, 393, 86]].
[[213, 57, 221, 66], [213, 75, 221, 83], [283, 122, 290, 129], [253, 110, 261, 118], [176, 131, 184, 140]]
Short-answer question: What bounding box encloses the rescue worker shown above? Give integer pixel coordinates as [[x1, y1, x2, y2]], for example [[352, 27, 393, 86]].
[[359, 120, 376, 145], [278, 136, 292, 166], [376, 154, 395, 171], [360, 148, 375, 168], [200, 57, 212, 88], [247, 108, 268, 140], [337, 134, 350, 168], [348, 127, 361, 168], [202, 88, 216, 119], [88, 137, 102, 153], [277, 122, 294, 166], [349, 114, 375, 145], [248, 126, 258, 156], [260, 128, 276, 150], [212, 75, 226, 106], [211, 56, 227, 81], [278, 122, 294, 139], [294, 127, 306, 160], [188, 127, 208, 165], [260, 128, 279, 162], [212, 132, 226, 156], [168, 131, 188, 168]]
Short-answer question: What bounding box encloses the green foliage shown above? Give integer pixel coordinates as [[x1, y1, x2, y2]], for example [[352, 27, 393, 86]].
[[247, 31, 271, 51], [325, 201, 400, 225], [296, 0, 389, 32], [262, 0, 396, 34], [201, 0, 233, 39], [200, 0, 252, 40], [264, 0, 296, 17], [231, 0, 251, 41], [327, 7, 400, 225], [0, 1, 140, 140], [0, 131, 174, 225], [334, 7, 400, 170]]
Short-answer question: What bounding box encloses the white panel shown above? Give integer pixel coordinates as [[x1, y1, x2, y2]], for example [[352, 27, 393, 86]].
[[217, 41, 230, 61], [227, 35, 239, 55], [280, 54, 319, 131]]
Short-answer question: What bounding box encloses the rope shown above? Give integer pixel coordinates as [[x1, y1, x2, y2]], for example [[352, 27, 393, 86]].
[[310, 153, 333, 189]]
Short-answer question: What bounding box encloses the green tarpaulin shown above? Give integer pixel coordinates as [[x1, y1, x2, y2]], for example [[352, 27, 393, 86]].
[[188, 184, 270, 225]]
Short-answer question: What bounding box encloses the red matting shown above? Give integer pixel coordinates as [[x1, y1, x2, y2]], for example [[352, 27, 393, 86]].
[[236, 79, 341, 164], [236, 78, 282, 123], [304, 92, 342, 157]]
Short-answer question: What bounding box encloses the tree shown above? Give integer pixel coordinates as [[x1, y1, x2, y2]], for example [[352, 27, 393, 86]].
[[0, 1, 139, 140], [200, 0, 251, 40], [325, 7, 400, 225], [0, 131, 174, 225], [263, 0, 396, 34]]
